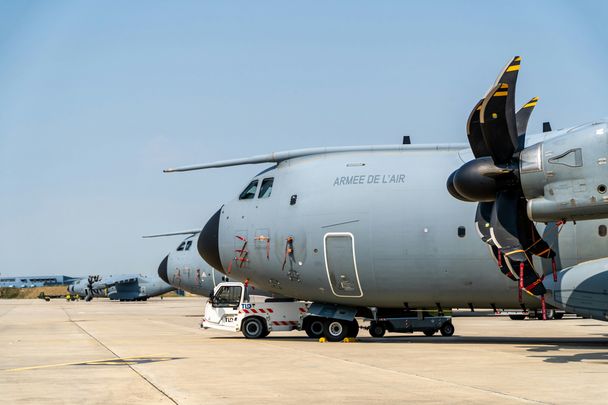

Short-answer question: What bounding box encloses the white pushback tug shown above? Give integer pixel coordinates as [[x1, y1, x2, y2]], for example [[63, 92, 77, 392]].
[[202, 282, 455, 340]]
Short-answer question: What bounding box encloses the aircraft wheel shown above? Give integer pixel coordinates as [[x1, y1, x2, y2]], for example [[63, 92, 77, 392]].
[[368, 321, 386, 338], [347, 319, 359, 338], [303, 317, 325, 338], [440, 321, 455, 337], [553, 312, 564, 320], [423, 329, 436, 337], [323, 319, 349, 342], [242, 317, 266, 339], [509, 315, 526, 320]]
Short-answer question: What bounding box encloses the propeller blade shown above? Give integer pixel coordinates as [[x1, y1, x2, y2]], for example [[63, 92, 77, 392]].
[[489, 245, 516, 280], [516, 97, 539, 138], [520, 261, 547, 296], [475, 202, 494, 244], [520, 215, 556, 259], [466, 99, 490, 158], [490, 190, 527, 262], [480, 83, 517, 164], [479, 57, 521, 164]]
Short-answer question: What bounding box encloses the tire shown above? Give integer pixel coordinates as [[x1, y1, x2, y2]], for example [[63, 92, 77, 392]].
[[303, 317, 325, 339], [347, 319, 359, 338], [509, 315, 526, 320], [440, 322, 455, 337], [241, 317, 266, 339], [423, 329, 435, 336], [368, 321, 386, 338], [323, 319, 349, 342], [553, 312, 564, 320]]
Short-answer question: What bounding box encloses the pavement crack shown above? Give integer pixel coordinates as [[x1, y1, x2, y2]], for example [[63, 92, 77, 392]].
[[61, 308, 179, 405]]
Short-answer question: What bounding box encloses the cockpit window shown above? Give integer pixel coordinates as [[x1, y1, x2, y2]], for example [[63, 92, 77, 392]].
[[258, 177, 274, 198], [185, 240, 193, 250], [239, 180, 258, 200], [177, 242, 186, 251]]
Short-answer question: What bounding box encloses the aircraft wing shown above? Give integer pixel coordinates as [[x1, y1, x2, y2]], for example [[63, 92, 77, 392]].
[[91, 274, 139, 289], [164, 144, 469, 172], [142, 229, 200, 238]]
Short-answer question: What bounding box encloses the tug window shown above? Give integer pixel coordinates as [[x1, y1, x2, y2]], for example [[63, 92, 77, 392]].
[[177, 242, 186, 251], [258, 177, 274, 198], [599, 225, 607, 237], [457, 226, 466, 238], [212, 285, 242, 308], [239, 180, 258, 200]]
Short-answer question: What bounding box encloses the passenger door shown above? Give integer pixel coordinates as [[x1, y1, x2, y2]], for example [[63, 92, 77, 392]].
[[324, 232, 363, 297]]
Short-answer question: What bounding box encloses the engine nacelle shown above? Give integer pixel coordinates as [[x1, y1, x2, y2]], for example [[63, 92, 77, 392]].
[[543, 258, 608, 321], [520, 120, 608, 222]]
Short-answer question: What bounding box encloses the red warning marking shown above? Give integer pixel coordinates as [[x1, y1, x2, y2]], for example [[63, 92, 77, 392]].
[[267, 308, 274, 313], [298, 307, 306, 313], [242, 309, 249, 314], [258, 309, 266, 313], [272, 321, 280, 326], [250, 308, 258, 313]]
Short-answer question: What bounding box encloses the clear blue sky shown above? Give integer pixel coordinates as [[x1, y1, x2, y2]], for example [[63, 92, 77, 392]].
[[1, 1, 607, 277]]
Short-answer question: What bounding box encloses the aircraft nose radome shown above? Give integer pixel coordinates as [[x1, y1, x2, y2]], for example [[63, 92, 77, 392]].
[[198, 208, 223, 272], [158, 255, 169, 284]]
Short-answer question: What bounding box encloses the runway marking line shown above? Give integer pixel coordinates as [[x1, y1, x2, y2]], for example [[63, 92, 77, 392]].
[[5, 354, 168, 372]]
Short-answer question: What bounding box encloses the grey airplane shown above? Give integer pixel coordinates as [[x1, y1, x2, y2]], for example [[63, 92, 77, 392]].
[[165, 57, 608, 338], [67, 273, 175, 301], [145, 230, 274, 297]]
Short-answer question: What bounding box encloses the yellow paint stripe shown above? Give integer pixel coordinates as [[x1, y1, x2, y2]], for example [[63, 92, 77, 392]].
[[5, 354, 165, 372], [523, 102, 537, 108], [494, 91, 508, 97], [514, 57, 522, 61], [506, 65, 520, 72], [500, 83, 509, 89]]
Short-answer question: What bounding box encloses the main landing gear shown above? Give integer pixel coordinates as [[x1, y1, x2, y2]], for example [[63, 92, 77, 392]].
[[303, 317, 359, 342]]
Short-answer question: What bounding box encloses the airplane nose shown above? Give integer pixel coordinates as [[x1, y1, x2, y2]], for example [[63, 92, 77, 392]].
[[198, 208, 223, 272], [158, 255, 169, 284]]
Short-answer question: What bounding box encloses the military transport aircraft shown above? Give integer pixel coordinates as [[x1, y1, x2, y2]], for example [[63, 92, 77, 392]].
[[68, 273, 174, 301], [144, 230, 272, 297], [164, 57, 608, 340]]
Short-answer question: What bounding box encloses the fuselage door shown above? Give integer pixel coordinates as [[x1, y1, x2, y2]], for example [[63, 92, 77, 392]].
[[323, 232, 363, 297]]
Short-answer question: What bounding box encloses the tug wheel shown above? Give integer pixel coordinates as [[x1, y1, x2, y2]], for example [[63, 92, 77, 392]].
[[440, 322, 455, 337], [368, 321, 386, 338], [242, 317, 266, 339]]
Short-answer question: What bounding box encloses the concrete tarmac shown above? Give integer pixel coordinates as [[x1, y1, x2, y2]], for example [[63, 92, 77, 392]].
[[1, 298, 608, 405]]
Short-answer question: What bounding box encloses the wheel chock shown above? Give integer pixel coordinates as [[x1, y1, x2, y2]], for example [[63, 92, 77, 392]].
[[342, 337, 357, 343], [318, 337, 327, 343]]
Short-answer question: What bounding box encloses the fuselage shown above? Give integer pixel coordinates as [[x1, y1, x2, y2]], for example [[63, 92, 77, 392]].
[[206, 146, 608, 309], [68, 274, 174, 301], [159, 234, 275, 297]]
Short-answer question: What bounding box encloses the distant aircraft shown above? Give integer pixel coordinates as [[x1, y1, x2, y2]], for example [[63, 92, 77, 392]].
[[165, 57, 608, 340], [144, 230, 272, 297], [67, 274, 174, 301]]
